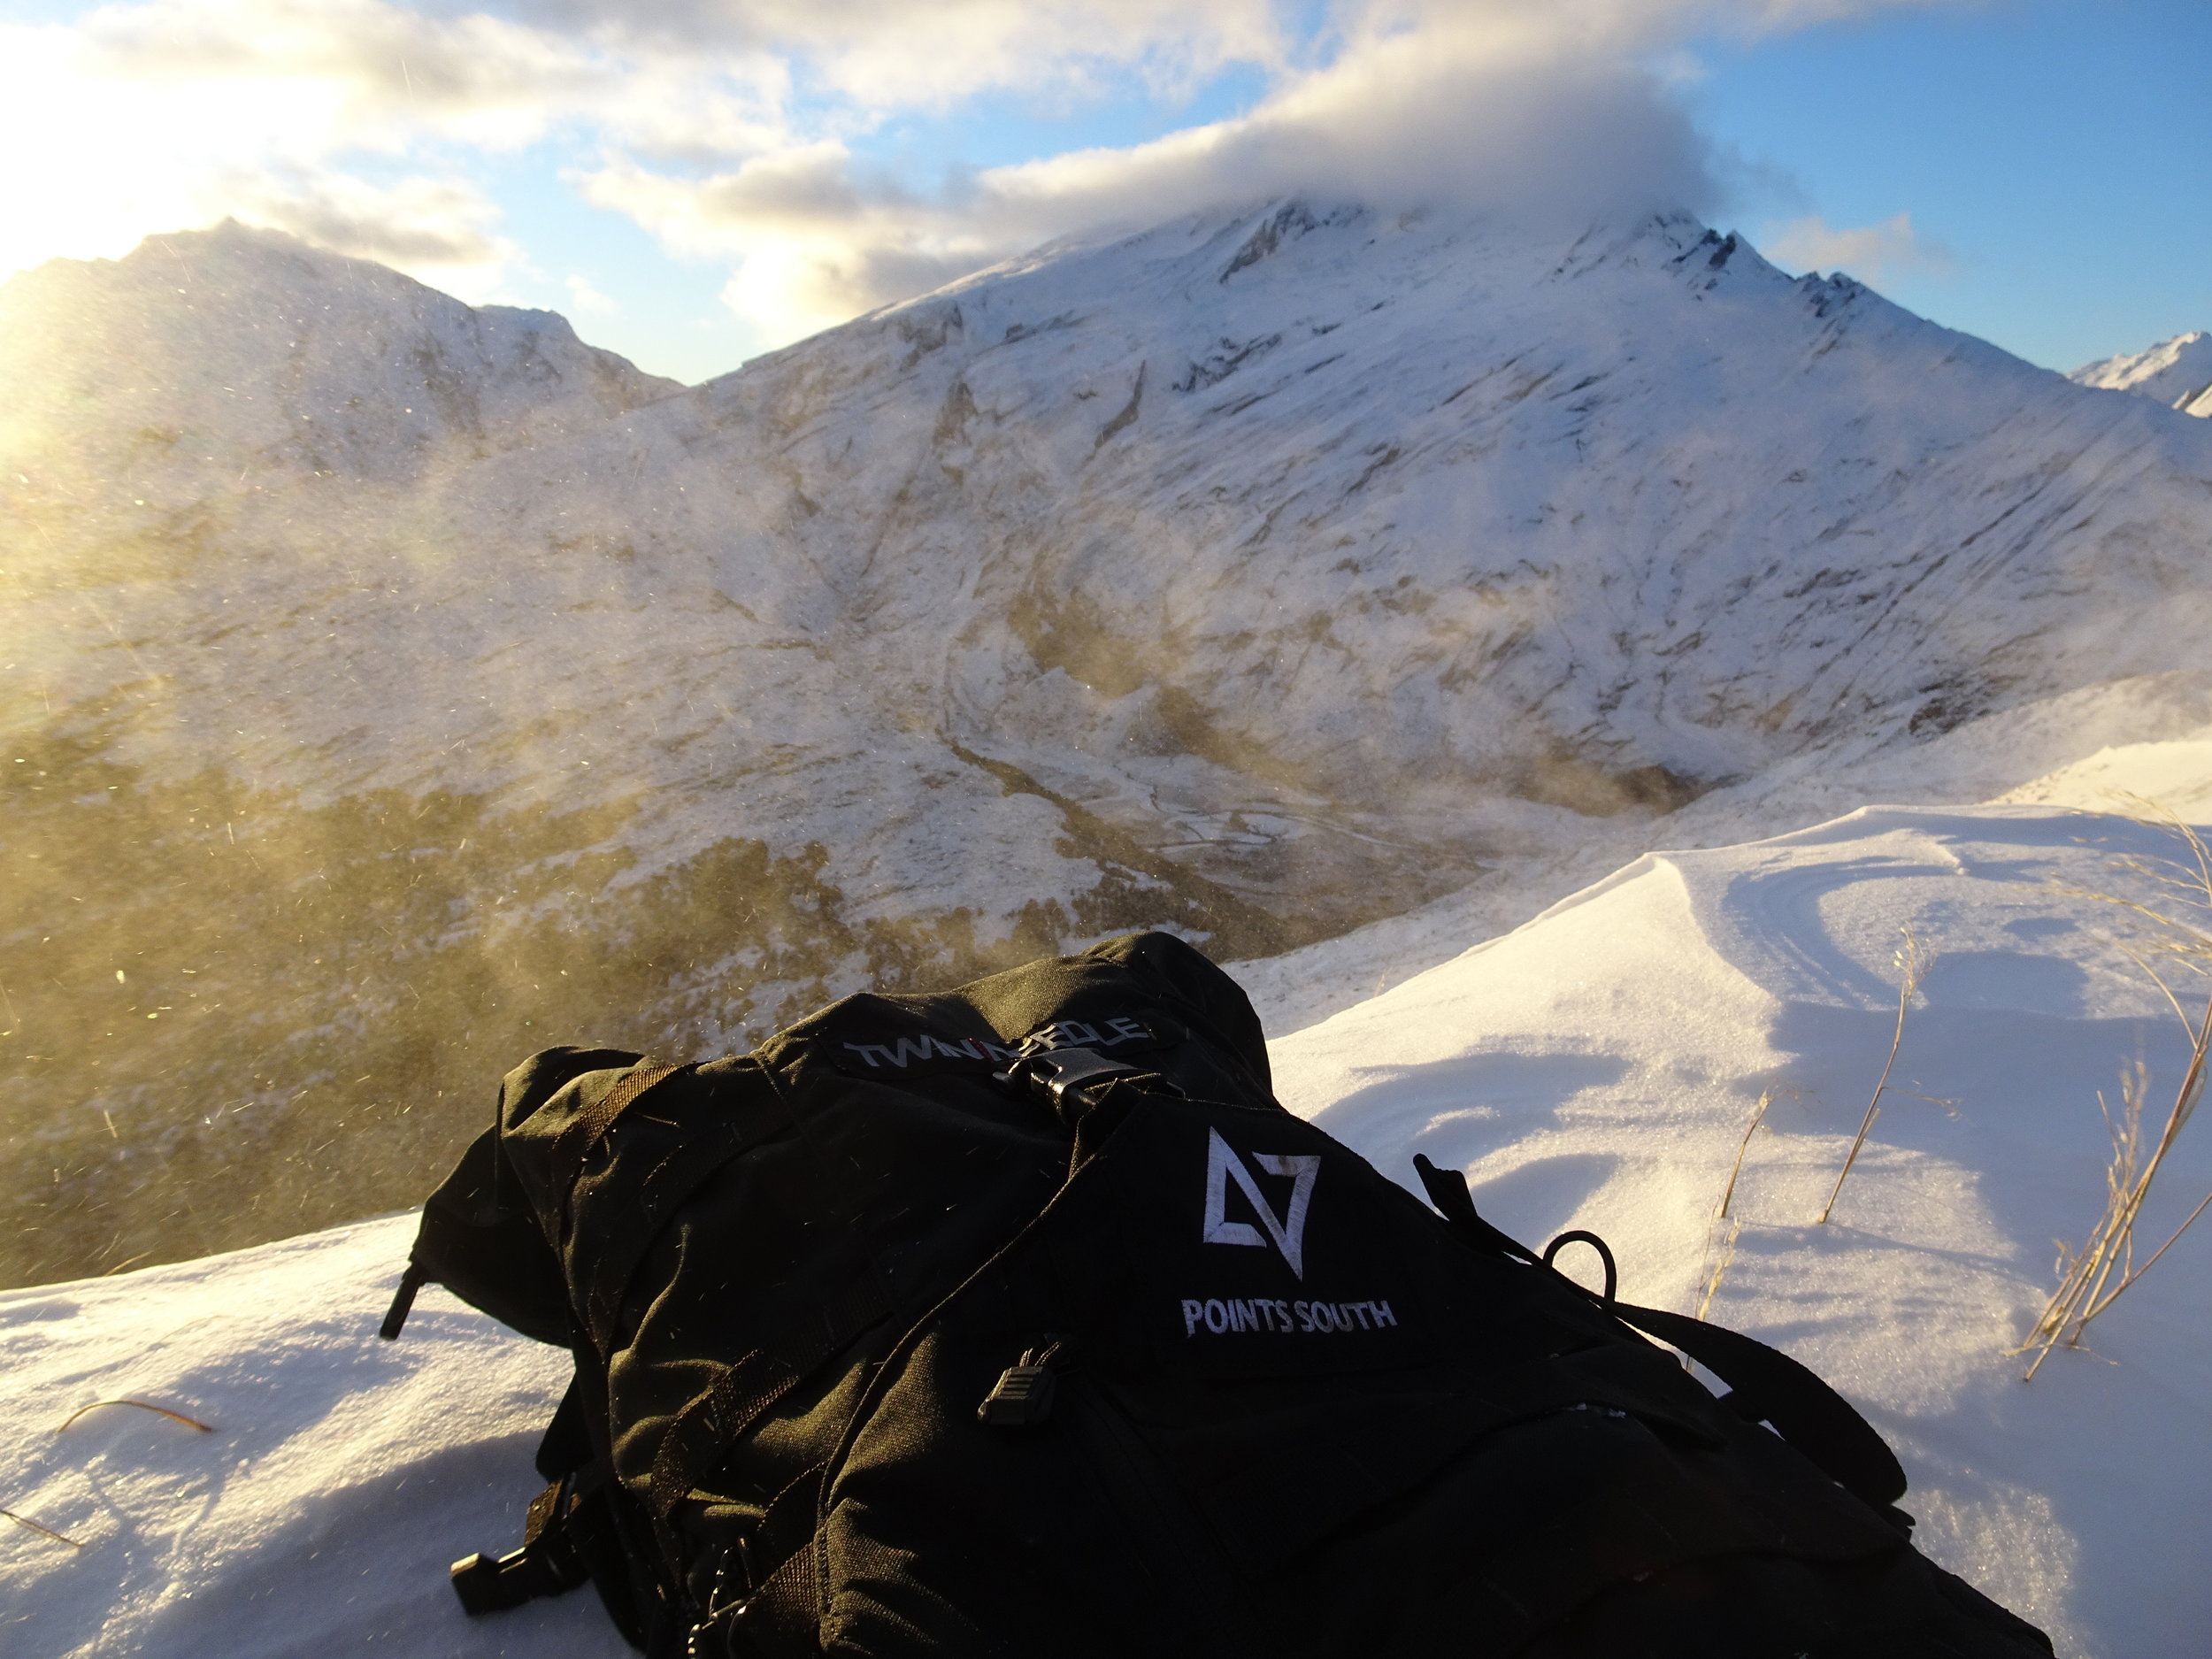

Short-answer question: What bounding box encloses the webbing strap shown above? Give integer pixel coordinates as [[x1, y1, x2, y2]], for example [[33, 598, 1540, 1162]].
[[534, 1372, 593, 1483], [1609, 1300, 1907, 1508], [576, 1076, 795, 1356], [705, 1539, 818, 1656], [1413, 1153, 1542, 1265], [645, 1279, 895, 1520], [548, 1061, 687, 1194], [377, 1263, 428, 1341], [647, 1350, 803, 1517], [1412, 1153, 1908, 1510]]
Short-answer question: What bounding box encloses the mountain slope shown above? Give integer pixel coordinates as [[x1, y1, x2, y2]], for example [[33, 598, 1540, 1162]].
[[0, 220, 681, 518], [2070, 330, 2212, 416], [5, 202, 2212, 1286]]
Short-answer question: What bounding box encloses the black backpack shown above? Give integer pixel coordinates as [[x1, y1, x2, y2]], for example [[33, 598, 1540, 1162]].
[[380, 930, 2053, 1657]]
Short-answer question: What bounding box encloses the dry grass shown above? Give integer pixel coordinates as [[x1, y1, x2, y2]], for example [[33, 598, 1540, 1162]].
[[1718, 1091, 1771, 1221], [1818, 927, 1924, 1225], [1694, 1219, 1742, 1322], [1688, 1092, 1773, 1320], [54, 1397, 213, 1433], [2020, 808, 2212, 1381], [0, 1508, 83, 1549]]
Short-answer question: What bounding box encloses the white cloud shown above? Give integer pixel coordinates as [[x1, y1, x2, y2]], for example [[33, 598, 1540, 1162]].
[[0, 9, 507, 292], [69, 0, 618, 150], [0, 0, 793, 288], [1763, 211, 1956, 284], [565, 273, 618, 313], [217, 172, 519, 299], [487, 0, 1294, 113], [0, 0, 1954, 347], [580, 4, 1754, 344]]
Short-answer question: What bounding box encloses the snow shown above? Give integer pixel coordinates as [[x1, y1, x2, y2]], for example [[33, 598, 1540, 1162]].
[[1230, 665, 2212, 1036], [12, 210, 2212, 1297], [0, 1217, 612, 1657], [1271, 799, 2212, 1658], [9, 741, 2211, 1656], [7, 207, 2212, 1655], [10, 209, 2212, 974], [2070, 331, 2212, 417], [0, 220, 680, 508]]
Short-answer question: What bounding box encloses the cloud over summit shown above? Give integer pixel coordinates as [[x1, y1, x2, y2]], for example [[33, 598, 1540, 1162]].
[[1, 0, 1940, 349], [580, 0, 1757, 342]]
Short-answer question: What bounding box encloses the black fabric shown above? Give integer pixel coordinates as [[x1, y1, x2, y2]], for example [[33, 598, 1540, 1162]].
[[1612, 1300, 1909, 1511], [388, 930, 2052, 1659], [1415, 1150, 1910, 1513], [546, 1059, 688, 1197]]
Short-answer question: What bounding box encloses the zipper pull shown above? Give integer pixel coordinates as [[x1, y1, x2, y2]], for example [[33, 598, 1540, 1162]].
[[977, 1340, 1064, 1428]]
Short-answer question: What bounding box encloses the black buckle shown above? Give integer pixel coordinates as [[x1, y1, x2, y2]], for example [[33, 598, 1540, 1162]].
[[977, 1339, 1066, 1428], [451, 1548, 547, 1616], [449, 1476, 591, 1616], [1007, 1047, 1167, 1125], [1009, 1046, 1141, 1102]]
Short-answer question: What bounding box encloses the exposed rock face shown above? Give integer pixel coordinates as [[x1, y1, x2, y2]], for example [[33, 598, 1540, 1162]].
[[4, 202, 2210, 1286]]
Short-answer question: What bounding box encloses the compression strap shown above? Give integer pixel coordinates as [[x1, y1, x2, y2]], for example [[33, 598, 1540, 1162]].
[[548, 1060, 688, 1195], [1412, 1152, 1908, 1513]]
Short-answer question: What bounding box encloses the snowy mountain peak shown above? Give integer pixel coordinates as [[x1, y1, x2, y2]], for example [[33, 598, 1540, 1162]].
[[2070, 329, 2212, 416], [6, 195, 2212, 1305], [0, 222, 682, 519]]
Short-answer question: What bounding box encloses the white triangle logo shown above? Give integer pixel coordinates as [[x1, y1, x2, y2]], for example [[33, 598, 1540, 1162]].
[[1202, 1127, 1321, 1279]]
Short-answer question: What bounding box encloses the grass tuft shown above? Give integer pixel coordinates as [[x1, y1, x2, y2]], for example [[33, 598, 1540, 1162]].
[[2020, 806, 2212, 1380], [1818, 927, 1923, 1225]]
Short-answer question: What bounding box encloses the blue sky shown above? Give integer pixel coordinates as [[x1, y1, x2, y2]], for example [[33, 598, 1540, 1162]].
[[1689, 0, 2210, 375], [1, 0, 2202, 383]]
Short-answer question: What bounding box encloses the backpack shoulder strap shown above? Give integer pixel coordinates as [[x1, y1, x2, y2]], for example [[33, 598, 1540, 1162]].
[[546, 1060, 689, 1195], [1607, 1300, 1908, 1511], [1412, 1153, 1909, 1516]]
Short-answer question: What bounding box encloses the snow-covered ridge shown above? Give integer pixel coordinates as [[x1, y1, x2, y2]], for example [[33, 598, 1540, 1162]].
[[15, 206, 2212, 918], [6, 791, 2207, 1657], [2070, 329, 2212, 417], [6, 202, 2212, 1291], [0, 219, 681, 509]]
